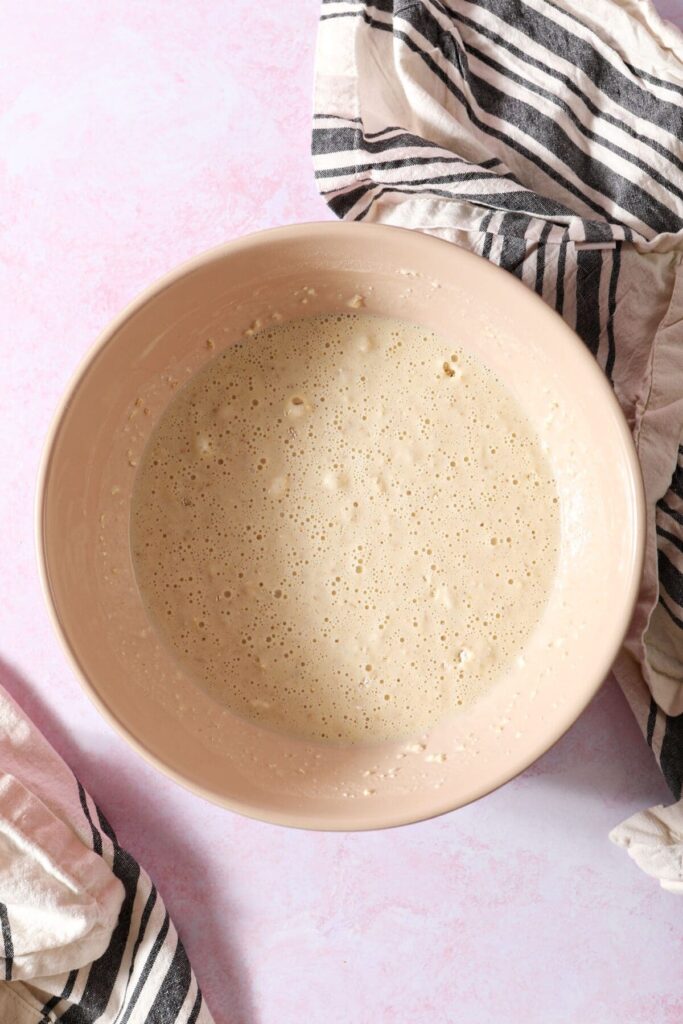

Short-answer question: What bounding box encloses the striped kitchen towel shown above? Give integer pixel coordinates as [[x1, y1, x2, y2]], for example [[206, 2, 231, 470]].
[[313, 0, 683, 886], [0, 684, 213, 1024]]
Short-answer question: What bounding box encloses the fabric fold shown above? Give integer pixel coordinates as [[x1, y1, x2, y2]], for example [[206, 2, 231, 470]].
[[610, 801, 683, 893], [0, 773, 125, 980]]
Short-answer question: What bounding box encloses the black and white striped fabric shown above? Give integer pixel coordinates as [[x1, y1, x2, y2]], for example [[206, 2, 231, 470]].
[[313, 0, 683, 802], [27, 798, 209, 1024], [2, 796, 211, 1024], [0, 683, 213, 1024]]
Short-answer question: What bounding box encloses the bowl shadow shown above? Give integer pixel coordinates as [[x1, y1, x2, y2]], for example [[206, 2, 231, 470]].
[[519, 674, 671, 813]]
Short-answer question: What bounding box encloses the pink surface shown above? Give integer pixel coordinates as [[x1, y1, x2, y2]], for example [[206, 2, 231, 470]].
[[1, 3, 682, 1022]]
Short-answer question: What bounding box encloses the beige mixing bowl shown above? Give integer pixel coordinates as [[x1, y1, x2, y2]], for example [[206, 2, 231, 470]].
[[37, 222, 644, 829]]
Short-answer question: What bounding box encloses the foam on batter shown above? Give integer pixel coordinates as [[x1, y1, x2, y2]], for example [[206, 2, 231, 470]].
[[131, 313, 559, 743]]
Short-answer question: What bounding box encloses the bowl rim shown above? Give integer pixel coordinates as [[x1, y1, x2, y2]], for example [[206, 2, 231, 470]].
[[35, 220, 646, 831]]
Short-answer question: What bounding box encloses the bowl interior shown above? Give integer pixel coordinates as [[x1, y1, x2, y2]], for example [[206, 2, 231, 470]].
[[38, 223, 643, 829]]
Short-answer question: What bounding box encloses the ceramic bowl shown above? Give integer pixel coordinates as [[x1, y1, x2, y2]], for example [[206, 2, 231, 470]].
[[37, 222, 644, 829]]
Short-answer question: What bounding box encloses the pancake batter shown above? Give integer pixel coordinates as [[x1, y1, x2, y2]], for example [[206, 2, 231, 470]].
[[131, 313, 559, 742]]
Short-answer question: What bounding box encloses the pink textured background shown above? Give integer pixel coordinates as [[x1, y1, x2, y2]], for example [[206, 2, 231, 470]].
[[2, 3, 683, 1022]]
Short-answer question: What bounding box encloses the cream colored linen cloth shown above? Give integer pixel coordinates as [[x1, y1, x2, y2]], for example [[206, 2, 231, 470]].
[[313, 0, 683, 889], [0, 684, 213, 1022]]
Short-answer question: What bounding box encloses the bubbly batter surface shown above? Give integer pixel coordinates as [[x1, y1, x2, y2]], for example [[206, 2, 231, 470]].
[[131, 314, 559, 742]]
